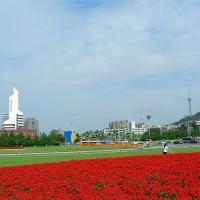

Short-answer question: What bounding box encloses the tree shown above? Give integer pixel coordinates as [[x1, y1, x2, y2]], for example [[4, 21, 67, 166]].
[[191, 122, 200, 136], [16, 133, 25, 146], [8, 131, 17, 146], [141, 132, 149, 141], [83, 131, 91, 141], [176, 124, 188, 138], [110, 132, 116, 141], [125, 132, 131, 141], [57, 133, 66, 144], [114, 130, 119, 141], [33, 135, 40, 146], [149, 128, 162, 141], [24, 134, 34, 146], [39, 133, 49, 146], [48, 133, 57, 145], [74, 133, 80, 142], [0, 131, 9, 146]]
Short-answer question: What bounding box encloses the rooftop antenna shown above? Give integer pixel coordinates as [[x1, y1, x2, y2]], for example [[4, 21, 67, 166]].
[[70, 121, 75, 133], [187, 88, 192, 116], [70, 121, 73, 130]]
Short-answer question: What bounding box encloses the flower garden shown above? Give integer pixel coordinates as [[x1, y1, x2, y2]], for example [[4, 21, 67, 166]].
[[0, 152, 200, 199]]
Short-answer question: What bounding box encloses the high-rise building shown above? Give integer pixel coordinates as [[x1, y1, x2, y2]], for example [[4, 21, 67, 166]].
[[24, 118, 39, 130], [106, 120, 148, 137], [0, 88, 38, 137], [50, 128, 64, 135], [2, 87, 24, 130], [109, 120, 128, 129]]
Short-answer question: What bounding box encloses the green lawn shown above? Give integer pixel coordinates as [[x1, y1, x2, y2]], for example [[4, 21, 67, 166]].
[[0, 145, 134, 154], [0, 145, 200, 167]]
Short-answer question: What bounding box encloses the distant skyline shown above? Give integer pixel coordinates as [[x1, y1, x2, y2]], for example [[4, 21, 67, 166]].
[[1, 0, 200, 133]]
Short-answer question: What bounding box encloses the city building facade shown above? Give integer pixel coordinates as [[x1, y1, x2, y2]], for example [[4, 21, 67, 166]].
[[0, 127, 38, 137], [24, 118, 39, 130], [2, 88, 23, 130], [109, 120, 128, 129], [105, 120, 148, 139], [50, 128, 64, 135], [0, 88, 38, 137]]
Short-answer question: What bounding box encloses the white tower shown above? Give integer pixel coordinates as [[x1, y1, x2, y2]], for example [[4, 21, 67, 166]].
[[2, 87, 24, 130], [187, 89, 192, 116]]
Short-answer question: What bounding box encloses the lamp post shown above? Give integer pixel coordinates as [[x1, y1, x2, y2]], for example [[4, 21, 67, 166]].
[[146, 115, 151, 140]]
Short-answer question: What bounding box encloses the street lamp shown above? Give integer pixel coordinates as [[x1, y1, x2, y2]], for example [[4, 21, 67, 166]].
[[146, 115, 151, 140]]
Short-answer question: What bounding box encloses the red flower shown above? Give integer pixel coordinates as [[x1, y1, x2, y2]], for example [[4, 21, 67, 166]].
[[0, 152, 200, 199]]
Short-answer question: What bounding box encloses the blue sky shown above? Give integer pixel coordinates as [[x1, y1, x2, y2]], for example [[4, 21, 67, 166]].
[[1, 0, 200, 133]]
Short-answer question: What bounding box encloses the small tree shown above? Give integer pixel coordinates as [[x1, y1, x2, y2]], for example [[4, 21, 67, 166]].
[[0, 131, 9, 146], [57, 133, 66, 144], [33, 135, 40, 146], [8, 131, 17, 146], [24, 134, 34, 146], [16, 132, 25, 146], [40, 133, 49, 146]]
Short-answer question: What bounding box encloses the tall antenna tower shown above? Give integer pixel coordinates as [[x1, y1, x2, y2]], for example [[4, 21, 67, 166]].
[[70, 121, 73, 130], [187, 88, 192, 116], [70, 121, 75, 133]]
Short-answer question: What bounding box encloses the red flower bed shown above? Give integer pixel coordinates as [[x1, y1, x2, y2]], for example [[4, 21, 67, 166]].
[[0, 152, 200, 199], [0, 146, 23, 149]]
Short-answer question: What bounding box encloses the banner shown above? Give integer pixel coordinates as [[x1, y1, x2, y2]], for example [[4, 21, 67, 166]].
[[64, 130, 77, 145]]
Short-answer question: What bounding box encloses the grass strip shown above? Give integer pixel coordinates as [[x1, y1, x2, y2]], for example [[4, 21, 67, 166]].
[[0, 146, 200, 167]]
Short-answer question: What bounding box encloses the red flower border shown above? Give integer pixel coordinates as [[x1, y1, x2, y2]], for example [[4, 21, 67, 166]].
[[0, 152, 200, 199]]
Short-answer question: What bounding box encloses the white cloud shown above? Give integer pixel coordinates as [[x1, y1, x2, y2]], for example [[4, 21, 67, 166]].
[[1, 0, 200, 132]]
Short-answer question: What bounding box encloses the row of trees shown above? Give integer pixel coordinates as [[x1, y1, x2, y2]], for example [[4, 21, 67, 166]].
[[142, 123, 200, 141], [81, 123, 200, 142], [1, 123, 199, 146], [0, 131, 66, 147]]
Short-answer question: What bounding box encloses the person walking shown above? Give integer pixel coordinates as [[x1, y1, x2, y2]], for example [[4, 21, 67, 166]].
[[162, 143, 173, 154]]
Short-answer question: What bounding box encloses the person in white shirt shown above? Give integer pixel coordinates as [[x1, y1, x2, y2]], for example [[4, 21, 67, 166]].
[[162, 143, 173, 154]]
